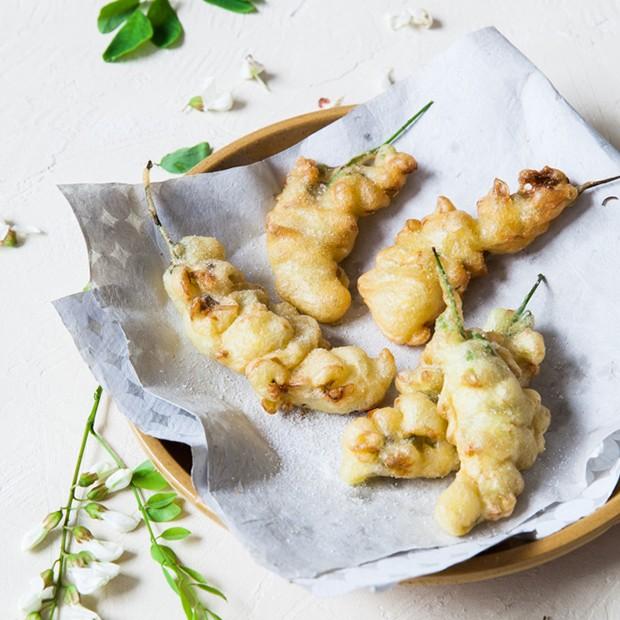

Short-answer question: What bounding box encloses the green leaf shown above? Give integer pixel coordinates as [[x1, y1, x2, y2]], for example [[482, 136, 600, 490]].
[[205, 610, 223, 620], [147, 501, 182, 522], [203, 0, 256, 14], [147, 492, 178, 509], [147, 0, 183, 48], [192, 582, 227, 600], [159, 142, 213, 174], [98, 0, 140, 33], [150, 542, 178, 565], [103, 10, 154, 63], [162, 566, 180, 594], [160, 527, 192, 541], [132, 461, 169, 491]]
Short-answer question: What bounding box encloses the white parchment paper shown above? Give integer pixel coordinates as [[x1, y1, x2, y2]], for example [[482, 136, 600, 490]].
[[54, 28, 620, 595]]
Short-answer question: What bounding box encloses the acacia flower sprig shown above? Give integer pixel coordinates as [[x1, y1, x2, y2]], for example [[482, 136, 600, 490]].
[[20, 387, 225, 620]]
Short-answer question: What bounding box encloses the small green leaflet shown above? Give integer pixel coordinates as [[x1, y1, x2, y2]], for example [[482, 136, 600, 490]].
[[98, 0, 139, 33], [132, 460, 170, 491], [103, 10, 154, 62], [151, 543, 179, 565], [203, 0, 256, 14], [147, 501, 183, 522], [160, 527, 192, 541], [159, 142, 213, 174], [147, 0, 183, 48], [147, 491, 178, 509]]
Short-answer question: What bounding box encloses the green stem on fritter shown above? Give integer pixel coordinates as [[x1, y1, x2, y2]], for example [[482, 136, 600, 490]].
[[432, 247, 468, 340], [329, 100, 433, 182], [510, 273, 545, 325], [144, 161, 182, 262], [577, 173, 620, 195]]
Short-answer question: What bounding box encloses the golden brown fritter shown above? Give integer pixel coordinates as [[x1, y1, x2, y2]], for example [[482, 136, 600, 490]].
[[341, 277, 549, 536], [359, 167, 578, 345], [267, 145, 417, 324], [163, 235, 396, 415]]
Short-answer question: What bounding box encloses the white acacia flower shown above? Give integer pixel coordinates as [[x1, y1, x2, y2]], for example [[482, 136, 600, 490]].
[[67, 560, 120, 595], [0, 219, 43, 246], [104, 468, 132, 492], [21, 524, 48, 551], [186, 77, 234, 113], [89, 460, 117, 481], [240, 54, 268, 89], [100, 508, 140, 533], [78, 538, 124, 562], [58, 603, 101, 620], [18, 578, 54, 614]]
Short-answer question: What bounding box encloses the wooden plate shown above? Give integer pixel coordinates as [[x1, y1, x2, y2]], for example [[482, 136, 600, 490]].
[[133, 107, 620, 585]]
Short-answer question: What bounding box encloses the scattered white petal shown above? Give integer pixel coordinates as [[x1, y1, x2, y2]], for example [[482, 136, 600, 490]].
[[12, 224, 43, 235], [0, 221, 10, 239], [205, 91, 234, 112], [100, 508, 140, 533], [409, 7, 433, 28], [79, 538, 124, 562], [104, 468, 132, 492], [21, 524, 48, 551], [386, 12, 412, 30], [67, 561, 120, 595]]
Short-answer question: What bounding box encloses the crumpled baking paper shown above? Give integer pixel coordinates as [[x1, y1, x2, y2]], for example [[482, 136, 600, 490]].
[[54, 28, 620, 595]]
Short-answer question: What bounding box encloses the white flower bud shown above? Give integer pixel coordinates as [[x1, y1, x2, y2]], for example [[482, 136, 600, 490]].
[[67, 561, 120, 595], [100, 508, 140, 533], [21, 524, 48, 551], [79, 538, 124, 562], [104, 468, 132, 492]]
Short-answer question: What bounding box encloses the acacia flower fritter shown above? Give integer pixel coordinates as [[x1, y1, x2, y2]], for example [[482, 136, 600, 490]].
[[386, 7, 433, 30]]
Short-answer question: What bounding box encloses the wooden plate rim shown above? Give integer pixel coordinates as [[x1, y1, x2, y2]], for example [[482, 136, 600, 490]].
[[133, 106, 620, 585]]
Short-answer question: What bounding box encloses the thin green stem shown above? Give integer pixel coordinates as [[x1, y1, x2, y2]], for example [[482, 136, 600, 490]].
[[50, 386, 103, 620], [382, 100, 434, 146], [511, 273, 545, 324], [329, 100, 433, 181], [432, 248, 468, 340]]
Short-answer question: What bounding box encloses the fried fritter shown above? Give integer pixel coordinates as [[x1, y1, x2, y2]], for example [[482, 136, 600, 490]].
[[359, 167, 578, 344], [267, 145, 417, 323], [163, 235, 396, 414], [342, 266, 549, 536]]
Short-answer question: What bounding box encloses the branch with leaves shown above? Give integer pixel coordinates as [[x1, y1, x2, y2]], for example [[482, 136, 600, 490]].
[[19, 387, 225, 620], [99, 0, 257, 62]]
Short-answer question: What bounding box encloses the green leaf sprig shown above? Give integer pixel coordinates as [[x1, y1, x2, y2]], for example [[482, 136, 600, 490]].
[[98, 0, 256, 62], [20, 387, 225, 620]]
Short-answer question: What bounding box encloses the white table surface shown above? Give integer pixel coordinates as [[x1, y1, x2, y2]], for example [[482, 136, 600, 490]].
[[2, 1, 620, 618]]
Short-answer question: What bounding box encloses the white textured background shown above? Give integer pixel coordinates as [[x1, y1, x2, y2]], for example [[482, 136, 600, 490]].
[[2, 1, 619, 618]]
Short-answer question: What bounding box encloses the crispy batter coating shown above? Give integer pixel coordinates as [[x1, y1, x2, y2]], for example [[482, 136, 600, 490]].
[[359, 167, 578, 344], [341, 296, 549, 536], [163, 235, 396, 414], [267, 145, 417, 323]]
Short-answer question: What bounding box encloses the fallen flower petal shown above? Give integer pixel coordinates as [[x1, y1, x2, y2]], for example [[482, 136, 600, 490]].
[[386, 12, 412, 30], [58, 603, 102, 620], [205, 91, 234, 112], [409, 7, 433, 28]]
